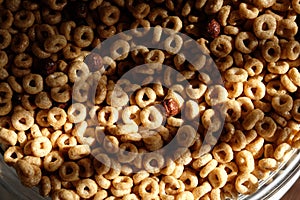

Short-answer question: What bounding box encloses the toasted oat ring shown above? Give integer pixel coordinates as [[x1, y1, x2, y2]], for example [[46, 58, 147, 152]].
[[31, 136, 52, 157], [143, 152, 165, 173], [59, 161, 80, 182], [0, 8, 13, 29], [13, 10, 35, 29], [22, 73, 43, 95], [73, 26, 94, 48], [47, 107, 67, 128], [0, 29, 11, 50], [12, 110, 34, 131], [253, 14, 277, 39], [140, 106, 163, 129], [44, 35, 67, 53]]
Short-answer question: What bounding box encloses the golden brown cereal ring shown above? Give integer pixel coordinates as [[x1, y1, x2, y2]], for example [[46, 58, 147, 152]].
[[0, 8, 13, 29], [13, 10, 35, 29], [229, 130, 247, 151], [44, 35, 67, 53], [143, 152, 164, 173], [253, 14, 277, 39], [67, 103, 87, 124], [176, 125, 196, 148], [210, 35, 232, 58], [164, 33, 183, 55], [224, 81, 243, 99], [40, 176, 51, 197], [162, 16, 183, 32], [0, 82, 13, 103], [258, 158, 278, 171], [50, 84, 71, 103], [103, 135, 119, 154], [267, 61, 289, 75], [73, 25, 94, 48], [292, 0, 300, 13], [140, 106, 163, 129], [110, 39, 130, 61], [98, 5, 120, 26], [235, 32, 258, 54], [98, 106, 118, 126], [12, 110, 34, 131], [205, 85, 228, 106], [78, 158, 94, 178], [212, 142, 233, 164], [0, 51, 8, 68], [48, 107, 67, 128], [201, 109, 222, 132], [59, 161, 80, 182], [192, 181, 212, 199], [208, 167, 228, 188], [292, 99, 300, 121], [148, 8, 168, 25], [31, 136, 52, 157], [261, 41, 281, 62], [236, 150, 255, 173], [179, 170, 198, 191], [46, 72, 68, 88], [68, 144, 91, 160], [51, 189, 80, 200], [11, 33, 30, 53], [68, 61, 90, 83], [225, 67, 248, 82], [112, 176, 133, 190], [244, 58, 263, 76], [22, 73, 43, 95], [15, 159, 42, 188], [235, 173, 258, 195], [0, 29, 11, 50], [253, 0, 275, 8], [44, 0, 67, 11], [93, 153, 111, 175], [271, 94, 293, 113], [41, 7, 61, 25], [244, 78, 266, 100], [4, 146, 23, 165], [274, 143, 292, 161], [117, 143, 138, 163], [129, 3, 150, 19], [34, 92, 52, 109], [76, 179, 98, 199], [139, 177, 159, 198], [204, 0, 223, 14], [239, 3, 259, 19], [281, 74, 298, 93], [44, 151, 64, 172], [255, 116, 277, 139], [159, 175, 185, 196]]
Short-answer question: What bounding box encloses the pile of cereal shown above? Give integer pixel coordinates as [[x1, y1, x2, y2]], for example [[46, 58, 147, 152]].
[[0, 0, 300, 199]]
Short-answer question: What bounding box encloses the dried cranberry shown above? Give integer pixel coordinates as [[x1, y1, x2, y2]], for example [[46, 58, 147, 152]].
[[207, 19, 221, 39], [39, 58, 57, 77], [200, 18, 221, 40], [71, 1, 88, 19], [163, 98, 180, 117], [85, 52, 103, 72]]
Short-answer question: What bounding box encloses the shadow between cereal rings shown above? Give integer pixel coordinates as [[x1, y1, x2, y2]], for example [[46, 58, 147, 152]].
[[72, 27, 225, 173]]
